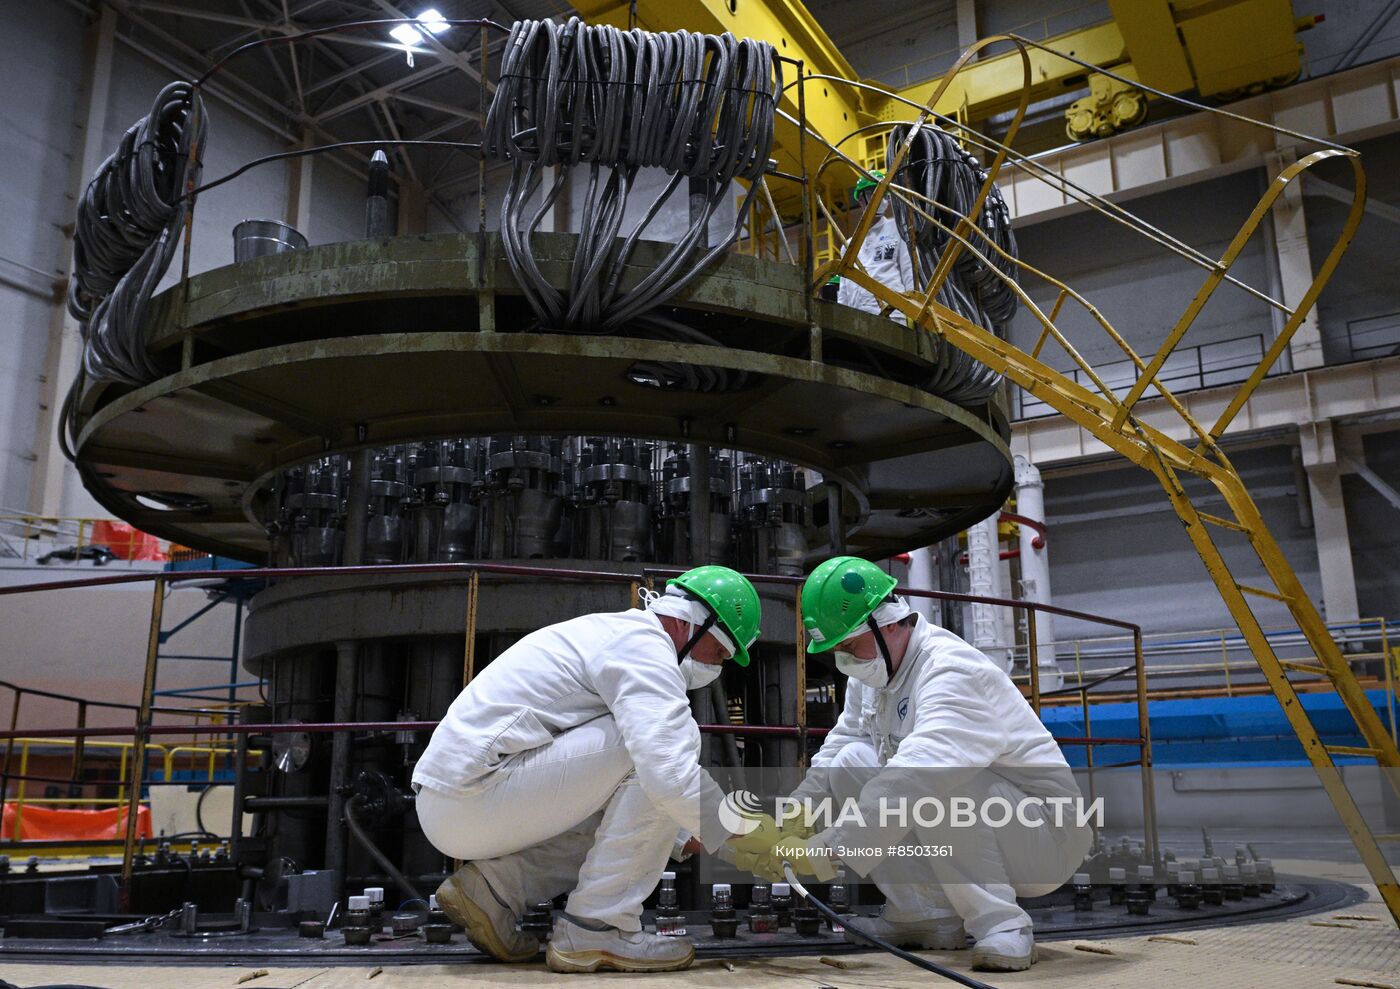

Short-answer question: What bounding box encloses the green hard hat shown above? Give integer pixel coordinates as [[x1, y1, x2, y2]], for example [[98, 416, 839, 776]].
[[801, 556, 897, 653], [668, 565, 761, 667], [852, 168, 885, 206]]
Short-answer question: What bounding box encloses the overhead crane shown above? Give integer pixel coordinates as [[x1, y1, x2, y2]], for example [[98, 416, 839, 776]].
[[575, 0, 1322, 177]]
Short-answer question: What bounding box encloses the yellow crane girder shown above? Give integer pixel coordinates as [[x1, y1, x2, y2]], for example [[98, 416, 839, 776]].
[[574, 0, 1314, 178], [572, 0, 866, 187]]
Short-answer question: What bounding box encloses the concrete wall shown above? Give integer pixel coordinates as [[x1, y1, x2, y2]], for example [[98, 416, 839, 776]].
[[0, 562, 250, 733], [0, 2, 366, 522], [1304, 132, 1400, 365], [1346, 430, 1400, 621], [1009, 168, 1278, 399], [0, 1, 86, 515], [1039, 445, 1326, 643], [1007, 126, 1400, 643]]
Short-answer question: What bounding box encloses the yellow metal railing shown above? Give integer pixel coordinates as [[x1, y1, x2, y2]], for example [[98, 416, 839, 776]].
[[1027, 618, 1398, 735], [0, 515, 175, 562], [796, 33, 1398, 921], [3, 736, 236, 840]]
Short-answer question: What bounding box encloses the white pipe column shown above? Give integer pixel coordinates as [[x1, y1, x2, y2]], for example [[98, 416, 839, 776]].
[[906, 547, 937, 622], [966, 515, 1010, 672], [1015, 455, 1062, 690], [1301, 422, 1361, 625]]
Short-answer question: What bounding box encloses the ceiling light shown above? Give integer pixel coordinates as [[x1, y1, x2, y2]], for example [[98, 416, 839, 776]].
[[389, 23, 424, 46], [417, 8, 450, 33]]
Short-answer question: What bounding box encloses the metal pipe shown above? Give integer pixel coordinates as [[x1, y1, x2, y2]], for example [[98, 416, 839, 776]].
[[795, 587, 808, 769], [688, 443, 712, 564], [323, 639, 357, 900], [0, 563, 1142, 629], [0, 721, 832, 742], [1334, 0, 1400, 71], [1027, 604, 1041, 715], [344, 795, 421, 906], [825, 482, 845, 554], [366, 148, 391, 238], [120, 577, 165, 904], [244, 795, 329, 810], [1134, 627, 1159, 866], [708, 677, 741, 767], [462, 569, 480, 686], [1012, 457, 1060, 689]]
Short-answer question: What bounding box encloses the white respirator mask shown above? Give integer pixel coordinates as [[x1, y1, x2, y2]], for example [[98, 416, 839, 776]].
[[832, 595, 913, 691], [678, 656, 723, 691], [641, 585, 734, 691], [835, 649, 890, 689]]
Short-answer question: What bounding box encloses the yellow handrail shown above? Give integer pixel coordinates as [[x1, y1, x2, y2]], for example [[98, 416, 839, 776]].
[[4, 736, 233, 839], [0, 515, 175, 561]]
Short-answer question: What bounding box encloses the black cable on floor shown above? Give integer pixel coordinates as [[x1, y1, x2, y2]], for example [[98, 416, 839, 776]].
[[782, 863, 1002, 989]]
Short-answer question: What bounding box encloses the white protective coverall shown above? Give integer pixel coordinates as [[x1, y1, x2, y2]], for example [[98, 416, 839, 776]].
[[836, 210, 916, 320], [793, 614, 1092, 939], [412, 609, 730, 931]]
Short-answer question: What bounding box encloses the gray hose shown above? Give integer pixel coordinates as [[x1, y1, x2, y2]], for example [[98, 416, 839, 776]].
[[485, 18, 777, 389], [782, 863, 1000, 989], [343, 793, 422, 908], [68, 81, 207, 387], [885, 124, 1016, 405]]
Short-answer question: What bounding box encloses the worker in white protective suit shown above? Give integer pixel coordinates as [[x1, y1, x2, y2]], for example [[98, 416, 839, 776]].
[[757, 556, 1092, 973], [836, 169, 916, 321], [412, 565, 785, 974]]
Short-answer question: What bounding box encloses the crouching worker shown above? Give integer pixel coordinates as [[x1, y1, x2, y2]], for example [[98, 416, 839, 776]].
[[765, 556, 1093, 972], [412, 566, 772, 973]]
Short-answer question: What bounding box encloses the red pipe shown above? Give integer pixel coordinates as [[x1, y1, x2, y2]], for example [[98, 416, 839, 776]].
[[0, 721, 1143, 747], [0, 720, 829, 742], [0, 561, 1139, 630], [999, 511, 1046, 550]]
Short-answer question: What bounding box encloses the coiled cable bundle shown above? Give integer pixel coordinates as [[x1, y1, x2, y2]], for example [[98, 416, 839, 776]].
[[485, 18, 778, 371], [886, 124, 1016, 404], [68, 81, 207, 386]]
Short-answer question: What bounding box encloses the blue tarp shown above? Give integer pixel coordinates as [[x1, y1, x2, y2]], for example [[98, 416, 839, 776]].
[[1042, 689, 1393, 767]]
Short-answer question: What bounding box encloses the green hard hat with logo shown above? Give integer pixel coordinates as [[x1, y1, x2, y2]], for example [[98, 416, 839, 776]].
[[852, 168, 885, 206], [668, 565, 761, 667], [801, 556, 897, 652]]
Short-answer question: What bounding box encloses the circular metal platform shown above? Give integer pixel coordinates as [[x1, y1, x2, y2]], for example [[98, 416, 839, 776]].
[[0, 877, 1365, 967], [70, 232, 1012, 562]]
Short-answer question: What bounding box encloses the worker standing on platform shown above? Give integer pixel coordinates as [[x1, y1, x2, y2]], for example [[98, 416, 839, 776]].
[[769, 556, 1092, 972], [837, 169, 917, 322], [412, 565, 778, 973]]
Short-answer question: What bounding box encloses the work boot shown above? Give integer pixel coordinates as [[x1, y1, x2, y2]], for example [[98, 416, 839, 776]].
[[971, 926, 1037, 971], [844, 910, 966, 950], [434, 862, 539, 962], [545, 914, 695, 973]]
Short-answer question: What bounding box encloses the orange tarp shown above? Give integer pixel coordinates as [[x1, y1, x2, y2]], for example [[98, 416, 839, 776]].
[[90, 520, 166, 561], [1, 803, 152, 841]]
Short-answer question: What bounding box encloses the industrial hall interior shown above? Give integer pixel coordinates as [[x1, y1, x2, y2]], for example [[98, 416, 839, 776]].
[[1, 0, 1400, 986]]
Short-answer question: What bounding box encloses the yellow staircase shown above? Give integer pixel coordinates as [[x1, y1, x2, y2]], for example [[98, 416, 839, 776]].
[[816, 40, 1400, 922]]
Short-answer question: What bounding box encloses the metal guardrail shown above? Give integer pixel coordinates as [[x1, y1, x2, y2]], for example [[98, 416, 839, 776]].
[[1016, 333, 1270, 419], [0, 514, 178, 563], [0, 559, 1156, 892], [1, 736, 236, 841]]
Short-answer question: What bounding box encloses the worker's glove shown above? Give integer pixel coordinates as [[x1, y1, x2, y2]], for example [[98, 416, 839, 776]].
[[776, 810, 815, 841], [723, 812, 781, 856], [769, 835, 838, 882], [716, 837, 782, 881]]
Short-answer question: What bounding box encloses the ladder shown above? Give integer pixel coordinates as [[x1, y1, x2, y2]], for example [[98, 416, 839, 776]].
[[822, 131, 1400, 922]]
